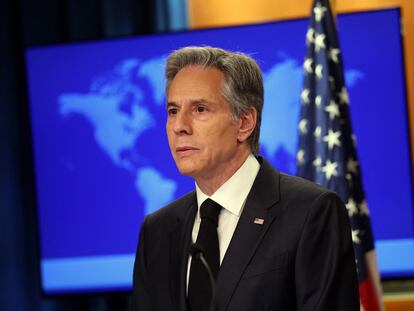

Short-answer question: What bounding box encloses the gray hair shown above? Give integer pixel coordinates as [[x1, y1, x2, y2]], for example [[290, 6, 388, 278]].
[[165, 46, 263, 155]]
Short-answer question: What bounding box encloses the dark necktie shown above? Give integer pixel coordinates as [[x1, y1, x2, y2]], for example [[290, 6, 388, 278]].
[[188, 198, 222, 311]]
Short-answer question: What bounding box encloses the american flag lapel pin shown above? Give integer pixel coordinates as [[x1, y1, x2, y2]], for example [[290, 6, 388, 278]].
[[254, 218, 265, 225]]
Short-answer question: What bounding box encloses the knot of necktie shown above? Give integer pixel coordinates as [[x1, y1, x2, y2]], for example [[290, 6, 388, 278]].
[[200, 198, 222, 227]]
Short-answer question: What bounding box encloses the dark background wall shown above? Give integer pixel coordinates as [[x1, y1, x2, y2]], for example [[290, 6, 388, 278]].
[[0, 0, 186, 310]]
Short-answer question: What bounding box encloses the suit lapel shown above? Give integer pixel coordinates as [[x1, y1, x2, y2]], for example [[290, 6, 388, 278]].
[[214, 158, 281, 311], [169, 192, 197, 311]]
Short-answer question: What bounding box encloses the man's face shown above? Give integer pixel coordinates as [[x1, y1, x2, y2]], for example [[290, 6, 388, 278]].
[[166, 66, 241, 180]]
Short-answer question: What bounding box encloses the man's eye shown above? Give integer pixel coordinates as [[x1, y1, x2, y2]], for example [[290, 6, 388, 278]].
[[168, 108, 178, 115], [196, 106, 206, 113]]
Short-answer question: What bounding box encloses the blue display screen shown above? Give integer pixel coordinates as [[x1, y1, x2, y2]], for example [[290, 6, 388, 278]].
[[26, 8, 414, 294]]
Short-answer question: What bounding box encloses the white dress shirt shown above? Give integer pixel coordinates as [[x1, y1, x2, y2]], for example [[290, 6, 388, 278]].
[[186, 154, 260, 290]]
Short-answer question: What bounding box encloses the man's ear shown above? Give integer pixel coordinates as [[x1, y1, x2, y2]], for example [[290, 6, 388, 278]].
[[237, 107, 257, 143]]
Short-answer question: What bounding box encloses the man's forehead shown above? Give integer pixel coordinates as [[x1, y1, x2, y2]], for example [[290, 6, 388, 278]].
[[168, 66, 223, 92]]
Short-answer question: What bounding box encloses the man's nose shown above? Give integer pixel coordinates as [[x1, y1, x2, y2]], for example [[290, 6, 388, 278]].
[[173, 110, 192, 135]]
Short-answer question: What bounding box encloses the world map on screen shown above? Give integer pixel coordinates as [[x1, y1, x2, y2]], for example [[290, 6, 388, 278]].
[[58, 55, 362, 216]]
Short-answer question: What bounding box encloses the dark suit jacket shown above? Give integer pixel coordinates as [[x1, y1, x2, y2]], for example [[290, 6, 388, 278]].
[[132, 157, 359, 311]]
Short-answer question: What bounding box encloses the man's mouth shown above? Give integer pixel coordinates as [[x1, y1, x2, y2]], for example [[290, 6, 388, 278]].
[[176, 146, 199, 156]]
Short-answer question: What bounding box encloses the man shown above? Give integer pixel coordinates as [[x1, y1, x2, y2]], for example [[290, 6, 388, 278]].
[[132, 46, 359, 311]]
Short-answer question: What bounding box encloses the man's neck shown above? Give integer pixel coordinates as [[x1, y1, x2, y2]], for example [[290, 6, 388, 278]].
[[195, 149, 252, 196]]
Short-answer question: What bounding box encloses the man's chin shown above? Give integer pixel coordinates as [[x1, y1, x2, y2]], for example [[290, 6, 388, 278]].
[[175, 161, 199, 178], [176, 166, 197, 177]]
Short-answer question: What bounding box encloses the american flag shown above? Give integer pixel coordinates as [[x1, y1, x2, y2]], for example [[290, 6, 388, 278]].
[[296, 0, 383, 310]]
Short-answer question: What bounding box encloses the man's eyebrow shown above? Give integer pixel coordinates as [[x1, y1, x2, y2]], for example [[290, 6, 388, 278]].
[[191, 99, 209, 105], [166, 99, 210, 108], [166, 102, 178, 108]]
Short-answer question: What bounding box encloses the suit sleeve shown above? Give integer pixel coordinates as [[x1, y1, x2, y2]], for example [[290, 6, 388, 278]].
[[295, 192, 360, 311], [131, 216, 153, 311]]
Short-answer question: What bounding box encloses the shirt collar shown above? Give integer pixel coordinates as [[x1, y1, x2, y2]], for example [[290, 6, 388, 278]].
[[195, 154, 260, 217]]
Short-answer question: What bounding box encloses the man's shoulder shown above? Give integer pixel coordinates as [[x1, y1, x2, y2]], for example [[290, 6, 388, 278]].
[[272, 171, 345, 219], [259, 156, 338, 203], [144, 190, 196, 226], [276, 172, 345, 217], [279, 172, 332, 197]]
